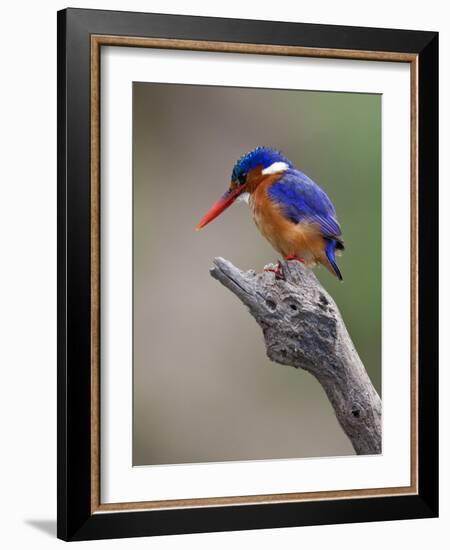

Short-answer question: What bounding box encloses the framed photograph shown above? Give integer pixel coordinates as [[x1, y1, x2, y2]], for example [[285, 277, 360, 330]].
[[57, 8, 438, 541]]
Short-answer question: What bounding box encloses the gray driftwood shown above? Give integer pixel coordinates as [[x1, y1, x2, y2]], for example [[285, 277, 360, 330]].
[[210, 257, 382, 455]]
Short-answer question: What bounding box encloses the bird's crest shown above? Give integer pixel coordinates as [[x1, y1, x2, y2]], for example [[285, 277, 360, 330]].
[[231, 147, 293, 183]]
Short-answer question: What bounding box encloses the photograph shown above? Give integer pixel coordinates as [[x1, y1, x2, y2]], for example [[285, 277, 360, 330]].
[[132, 82, 382, 465]]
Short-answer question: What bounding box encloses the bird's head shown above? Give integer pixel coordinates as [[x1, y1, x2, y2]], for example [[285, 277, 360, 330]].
[[196, 147, 292, 230]]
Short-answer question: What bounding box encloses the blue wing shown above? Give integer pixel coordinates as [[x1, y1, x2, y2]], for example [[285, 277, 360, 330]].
[[268, 169, 342, 238]]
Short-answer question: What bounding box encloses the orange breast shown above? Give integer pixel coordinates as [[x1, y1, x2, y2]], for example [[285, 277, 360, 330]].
[[250, 176, 326, 265]]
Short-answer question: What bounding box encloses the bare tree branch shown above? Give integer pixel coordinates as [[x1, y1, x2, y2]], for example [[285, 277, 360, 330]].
[[210, 257, 381, 455]]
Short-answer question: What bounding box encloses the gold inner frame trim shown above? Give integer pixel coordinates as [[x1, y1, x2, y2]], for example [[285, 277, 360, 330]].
[[90, 34, 419, 514]]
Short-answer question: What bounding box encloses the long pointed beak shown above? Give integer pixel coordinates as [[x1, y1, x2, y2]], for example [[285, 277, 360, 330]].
[[195, 185, 244, 231]]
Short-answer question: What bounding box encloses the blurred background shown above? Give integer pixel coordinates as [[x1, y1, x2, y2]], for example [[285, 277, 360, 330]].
[[133, 82, 381, 465]]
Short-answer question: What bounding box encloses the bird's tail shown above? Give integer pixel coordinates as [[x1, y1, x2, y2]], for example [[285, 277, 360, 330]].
[[324, 239, 343, 281]]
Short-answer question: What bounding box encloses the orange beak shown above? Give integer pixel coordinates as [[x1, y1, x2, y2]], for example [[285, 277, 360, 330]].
[[195, 185, 245, 231]]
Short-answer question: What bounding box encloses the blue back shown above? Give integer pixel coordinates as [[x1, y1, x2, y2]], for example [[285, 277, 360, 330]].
[[268, 169, 342, 238]]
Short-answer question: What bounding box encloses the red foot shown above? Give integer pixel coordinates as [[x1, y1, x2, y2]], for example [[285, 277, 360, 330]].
[[284, 255, 305, 263], [263, 261, 285, 280]]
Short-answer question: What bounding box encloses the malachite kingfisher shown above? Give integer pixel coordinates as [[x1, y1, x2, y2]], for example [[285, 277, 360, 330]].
[[196, 147, 344, 281]]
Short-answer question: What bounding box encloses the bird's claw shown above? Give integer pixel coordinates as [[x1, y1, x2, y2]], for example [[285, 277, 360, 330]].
[[263, 255, 305, 280], [263, 261, 285, 280]]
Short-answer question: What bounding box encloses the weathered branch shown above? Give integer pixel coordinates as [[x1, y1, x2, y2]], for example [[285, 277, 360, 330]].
[[210, 257, 381, 455]]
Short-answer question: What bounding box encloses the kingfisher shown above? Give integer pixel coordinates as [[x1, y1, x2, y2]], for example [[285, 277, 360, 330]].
[[195, 147, 344, 281]]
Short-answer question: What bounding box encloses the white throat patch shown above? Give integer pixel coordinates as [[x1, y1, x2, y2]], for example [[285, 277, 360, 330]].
[[261, 161, 289, 175], [237, 192, 250, 204]]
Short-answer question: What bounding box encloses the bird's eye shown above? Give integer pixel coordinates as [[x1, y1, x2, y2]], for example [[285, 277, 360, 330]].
[[238, 172, 247, 185]]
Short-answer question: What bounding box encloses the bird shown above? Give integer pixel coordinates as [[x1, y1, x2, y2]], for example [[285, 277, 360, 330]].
[[195, 146, 344, 281]]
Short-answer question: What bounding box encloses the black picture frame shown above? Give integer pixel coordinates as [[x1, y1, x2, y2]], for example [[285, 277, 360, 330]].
[[57, 7, 438, 541]]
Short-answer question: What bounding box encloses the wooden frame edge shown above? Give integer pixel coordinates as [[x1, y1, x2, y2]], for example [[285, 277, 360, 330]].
[[89, 34, 420, 514], [91, 34, 417, 62]]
